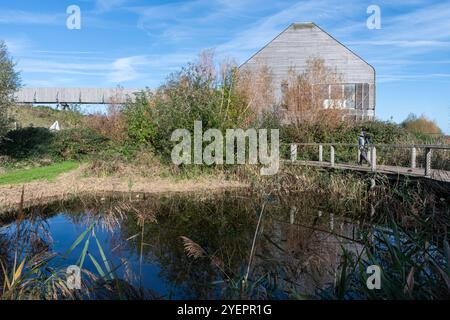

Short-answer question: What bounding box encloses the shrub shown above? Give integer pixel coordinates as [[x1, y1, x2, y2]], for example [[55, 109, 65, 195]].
[[50, 128, 110, 160], [84, 97, 127, 143], [0, 127, 110, 162], [123, 51, 252, 161], [85, 145, 163, 177], [282, 119, 410, 145], [236, 64, 275, 119], [0, 41, 21, 137], [0, 127, 54, 159], [281, 57, 345, 127], [401, 113, 442, 138], [281, 120, 420, 166]]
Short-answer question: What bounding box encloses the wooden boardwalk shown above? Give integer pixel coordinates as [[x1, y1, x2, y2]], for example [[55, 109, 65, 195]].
[[287, 143, 450, 184], [289, 160, 450, 183]]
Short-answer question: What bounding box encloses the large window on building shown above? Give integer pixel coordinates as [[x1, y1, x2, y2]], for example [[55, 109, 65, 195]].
[[312, 83, 370, 110]]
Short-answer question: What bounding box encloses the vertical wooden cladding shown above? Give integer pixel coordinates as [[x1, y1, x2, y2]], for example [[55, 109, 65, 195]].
[[240, 23, 376, 118]]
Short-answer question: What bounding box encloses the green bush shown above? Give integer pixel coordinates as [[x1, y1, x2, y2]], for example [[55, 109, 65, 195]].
[[123, 54, 251, 162], [280, 120, 425, 166], [0, 127, 54, 159], [0, 127, 109, 162], [50, 128, 110, 160], [281, 120, 412, 145]]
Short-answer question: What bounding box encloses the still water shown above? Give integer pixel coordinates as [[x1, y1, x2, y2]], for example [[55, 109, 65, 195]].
[[0, 188, 447, 299]]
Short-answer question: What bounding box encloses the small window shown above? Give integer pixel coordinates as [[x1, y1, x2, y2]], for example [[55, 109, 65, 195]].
[[355, 84, 363, 110], [362, 83, 370, 109], [344, 84, 355, 109]]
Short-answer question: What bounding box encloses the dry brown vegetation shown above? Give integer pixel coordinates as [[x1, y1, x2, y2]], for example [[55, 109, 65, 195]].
[[84, 88, 128, 142], [401, 113, 442, 136], [236, 63, 275, 121], [281, 57, 345, 127], [0, 164, 247, 213]]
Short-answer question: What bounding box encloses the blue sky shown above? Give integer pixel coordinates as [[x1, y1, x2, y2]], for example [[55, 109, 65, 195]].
[[1, 0, 449, 133]]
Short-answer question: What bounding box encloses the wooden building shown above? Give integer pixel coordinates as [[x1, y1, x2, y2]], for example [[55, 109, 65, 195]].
[[240, 22, 376, 120]]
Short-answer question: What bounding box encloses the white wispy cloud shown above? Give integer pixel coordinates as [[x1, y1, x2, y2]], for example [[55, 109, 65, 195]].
[[95, 0, 128, 13], [215, 0, 355, 60], [0, 9, 62, 25], [128, 0, 286, 44], [15, 48, 196, 87], [33, 50, 104, 55], [109, 55, 148, 83], [5, 0, 449, 87], [381, 2, 450, 41], [211, 0, 450, 81], [347, 40, 450, 48], [3, 38, 31, 56], [108, 53, 197, 83], [378, 73, 450, 83]]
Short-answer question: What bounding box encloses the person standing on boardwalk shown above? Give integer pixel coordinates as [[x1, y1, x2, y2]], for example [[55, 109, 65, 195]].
[[358, 129, 372, 166]]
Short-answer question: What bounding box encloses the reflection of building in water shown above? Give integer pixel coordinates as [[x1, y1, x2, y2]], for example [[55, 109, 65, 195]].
[[255, 211, 364, 296]]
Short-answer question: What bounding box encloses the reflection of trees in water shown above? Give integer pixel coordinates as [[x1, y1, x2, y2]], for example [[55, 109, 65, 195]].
[[117, 192, 259, 299], [0, 207, 54, 258], [58, 191, 367, 298], [0, 233, 10, 285], [255, 211, 364, 297], [107, 191, 366, 299], [0, 207, 55, 297], [3, 180, 446, 299], [37, 191, 259, 298]]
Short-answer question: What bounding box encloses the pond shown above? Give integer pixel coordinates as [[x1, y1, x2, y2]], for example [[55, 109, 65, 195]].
[[0, 185, 448, 300]]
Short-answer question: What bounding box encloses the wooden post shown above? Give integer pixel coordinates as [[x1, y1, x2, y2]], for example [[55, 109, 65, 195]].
[[411, 147, 416, 169], [370, 178, 376, 217], [371, 146, 377, 171], [367, 146, 372, 163], [289, 206, 296, 225], [425, 148, 432, 177], [370, 178, 376, 189], [290, 144, 297, 162], [319, 144, 323, 162], [330, 145, 335, 167], [357, 148, 361, 164]]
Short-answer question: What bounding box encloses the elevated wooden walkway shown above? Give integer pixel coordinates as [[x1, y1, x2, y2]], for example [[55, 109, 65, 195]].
[[288, 143, 450, 183], [15, 87, 140, 105]]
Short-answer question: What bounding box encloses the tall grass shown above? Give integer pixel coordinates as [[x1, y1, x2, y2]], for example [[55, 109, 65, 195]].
[[322, 213, 450, 299], [177, 169, 449, 299], [0, 189, 166, 300]]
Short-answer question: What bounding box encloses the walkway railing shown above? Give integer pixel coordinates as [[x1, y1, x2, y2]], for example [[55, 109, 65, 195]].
[[287, 143, 450, 179]]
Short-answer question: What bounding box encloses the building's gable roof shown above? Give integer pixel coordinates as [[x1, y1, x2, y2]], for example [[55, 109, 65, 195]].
[[240, 22, 375, 73]]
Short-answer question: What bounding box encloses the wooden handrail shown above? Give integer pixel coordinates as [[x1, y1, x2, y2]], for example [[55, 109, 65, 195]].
[[287, 142, 449, 178], [284, 143, 450, 150]]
